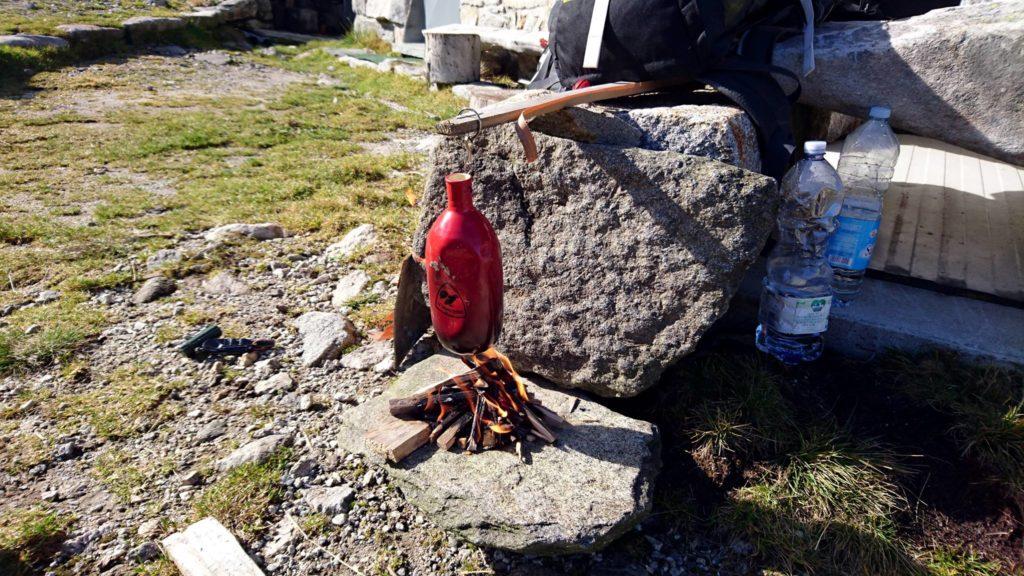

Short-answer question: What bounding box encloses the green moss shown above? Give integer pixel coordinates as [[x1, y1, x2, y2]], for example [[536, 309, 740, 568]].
[[925, 547, 1004, 576]]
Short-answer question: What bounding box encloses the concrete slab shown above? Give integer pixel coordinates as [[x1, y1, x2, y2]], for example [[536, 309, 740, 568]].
[[730, 259, 1024, 365]]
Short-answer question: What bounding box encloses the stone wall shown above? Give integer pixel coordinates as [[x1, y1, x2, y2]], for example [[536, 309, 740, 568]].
[[459, 0, 553, 31]]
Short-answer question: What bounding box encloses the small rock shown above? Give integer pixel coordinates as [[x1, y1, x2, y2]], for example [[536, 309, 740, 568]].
[[331, 270, 371, 308], [204, 222, 286, 242], [330, 514, 347, 526], [295, 312, 357, 367], [97, 292, 116, 306], [130, 541, 161, 562], [97, 545, 125, 570], [253, 358, 280, 379], [340, 341, 392, 372], [41, 489, 60, 502], [146, 248, 183, 270], [303, 485, 355, 516], [325, 224, 376, 259], [297, 394, 315, 411], [24, 324, 42, 335], [54, 441, 82, 461], [0, 34, 69, 49], [239, 351, 259, 367], [195, 420, 227, 443], [35, 290, 60, 303], [254, 372, 295, 395], [263, 520, 297, 557], [132, 276, 176, 304], [179, 470, 203, 487], [137, 518, 161, 538], [289, 458, 318, 478], [216, 434, 291, 472], [201, 271, 250, 295]]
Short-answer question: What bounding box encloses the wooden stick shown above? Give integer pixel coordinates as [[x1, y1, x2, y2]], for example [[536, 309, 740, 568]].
[[436, 413, 472, 451], [429, 409, 465, 442], [389, 390, 474, 419], [466, 395, 485, 452], [523, 405, 556, 444], [531, 403, 569, 429], [435, 79, 685, 137]]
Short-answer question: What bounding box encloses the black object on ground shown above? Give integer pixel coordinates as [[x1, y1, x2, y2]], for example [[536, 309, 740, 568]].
[[179, 324, 275, 360]]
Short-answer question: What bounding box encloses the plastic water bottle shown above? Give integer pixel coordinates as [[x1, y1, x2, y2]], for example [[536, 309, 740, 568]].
[[756, 141, 845, 365], [826, 106, 900, 303]]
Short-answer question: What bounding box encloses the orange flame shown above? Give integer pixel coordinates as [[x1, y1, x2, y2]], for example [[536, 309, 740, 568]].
[[474, 348, 530, 403]]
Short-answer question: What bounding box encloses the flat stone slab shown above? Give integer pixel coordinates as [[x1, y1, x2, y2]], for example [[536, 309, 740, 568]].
[[337, 354, 661, 555], [0, 34, 70, 49]]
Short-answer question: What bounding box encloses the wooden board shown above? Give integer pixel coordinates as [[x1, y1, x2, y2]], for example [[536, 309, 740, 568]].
[[161, 517, 265, 576], [365, 418, 430, 463], [843, 134, 1024, 301]]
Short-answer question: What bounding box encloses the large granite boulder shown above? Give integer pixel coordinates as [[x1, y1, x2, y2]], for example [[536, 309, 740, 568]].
[[337, 355, 660, 554], [414, 125, 777, 397], [774, 0, 1024, 165]]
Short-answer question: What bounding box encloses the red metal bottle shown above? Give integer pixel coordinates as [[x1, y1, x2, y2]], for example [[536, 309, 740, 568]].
[[425, 173, 503, 355]]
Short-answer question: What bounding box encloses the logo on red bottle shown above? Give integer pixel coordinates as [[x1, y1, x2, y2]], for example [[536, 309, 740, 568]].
[[434, 282, 466, 318]]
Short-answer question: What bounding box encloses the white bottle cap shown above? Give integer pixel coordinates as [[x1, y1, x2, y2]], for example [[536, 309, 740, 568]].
[[869, 106, 891, 119], [804, 140, 827, 155]]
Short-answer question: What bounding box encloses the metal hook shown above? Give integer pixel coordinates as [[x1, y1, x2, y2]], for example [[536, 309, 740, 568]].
[[456, 108, 482, 172], [456, 107, 483, 140]]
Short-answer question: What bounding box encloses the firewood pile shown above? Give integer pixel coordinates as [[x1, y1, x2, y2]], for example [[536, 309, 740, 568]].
[[366, 349, 565, 463]]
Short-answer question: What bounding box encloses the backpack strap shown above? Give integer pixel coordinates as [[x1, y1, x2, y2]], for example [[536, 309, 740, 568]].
[[697, 66, 797, 181]]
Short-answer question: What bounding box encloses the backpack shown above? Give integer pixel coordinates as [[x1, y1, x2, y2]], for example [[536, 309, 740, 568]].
[[529, 0, 839, 180]]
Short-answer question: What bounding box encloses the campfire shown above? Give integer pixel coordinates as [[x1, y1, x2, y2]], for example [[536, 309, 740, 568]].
[[367, 349, 564, 463]]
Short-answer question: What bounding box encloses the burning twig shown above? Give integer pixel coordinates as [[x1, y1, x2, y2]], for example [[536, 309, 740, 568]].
[[376, 348, 559, 461]]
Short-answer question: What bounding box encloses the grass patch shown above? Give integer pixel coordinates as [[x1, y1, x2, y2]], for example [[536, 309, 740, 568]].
[[883, 352, 1024, 496], [925, 547, 1003, 576], [47, 364, 181, 438], [92, 447, 168, 502], [717, 431, 914, 575], [0, 296, 106, 375], [192, 448, 292, 541], [0, 507, 74, 576], [0, 421, 50, 474]]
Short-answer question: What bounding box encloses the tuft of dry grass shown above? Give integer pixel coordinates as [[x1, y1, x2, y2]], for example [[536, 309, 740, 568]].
[[0, 507, 74, 576], [191, 449, 292, 541]]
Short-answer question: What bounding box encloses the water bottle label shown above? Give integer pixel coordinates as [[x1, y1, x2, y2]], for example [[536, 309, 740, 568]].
[[763, 293, 832, 335], [827, 214, 880, 271]]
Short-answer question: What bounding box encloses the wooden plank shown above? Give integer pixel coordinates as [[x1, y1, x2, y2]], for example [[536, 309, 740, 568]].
[[960, 152, 995, 295], [980, 157, 1021, 299], [885, 136, 933, 274], [162, 517, 265, 576], [365, 418, 430, 463], [908, 144, 947, 282], [937, 151, 969, 287], [870, 138, 914, 272]]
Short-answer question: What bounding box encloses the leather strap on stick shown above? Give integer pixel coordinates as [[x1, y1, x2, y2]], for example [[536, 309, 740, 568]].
[[438, 79, 686, 163]]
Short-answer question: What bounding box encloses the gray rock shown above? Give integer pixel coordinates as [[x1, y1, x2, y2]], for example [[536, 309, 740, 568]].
[[340, 340, 393, 372], [289, 458, 318, 478], [331, 270, 370, 307], [263, 520, 297, 557], [35, 290, 60, 303], [216, 434, 290, 472], [363, 0, 412, 25], [414, 125, 777, 397], [195, 419, 227, 443], [0, 34, 69, 49], [193, 51, 233, 66], [213, 0, 259, 21], [774, 1, 1024, 165], [204, 222, 286, 242], [146, 248, 182, 270], [137, 518, 160, 538], [325, 223, 377, 259], [57, 24, 118, 44], [130, 541, 161, 562], [201, 271, 250, 295], [54, 441, 82, 461], [179, 470, 203, 486], [121, 17, 186, 44], [132, 276, 176, 304], [97, 545, 125, 570], [337, 355, 660, 554], [254, 372, 295, 395], [303, 485, 355, 516], [23, 324, 41, 335], [295, 312, 357, 367]]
